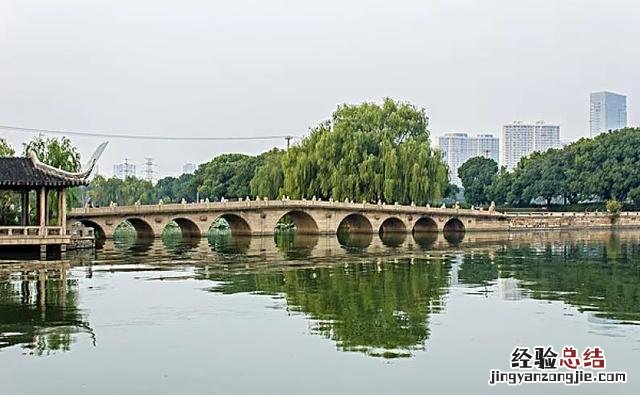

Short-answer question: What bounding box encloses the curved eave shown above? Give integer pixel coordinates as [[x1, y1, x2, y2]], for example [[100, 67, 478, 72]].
[[28, 152, 92, 181]]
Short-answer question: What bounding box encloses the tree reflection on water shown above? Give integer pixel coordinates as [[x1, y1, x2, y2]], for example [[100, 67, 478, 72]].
[[200, 257, 451, 358]]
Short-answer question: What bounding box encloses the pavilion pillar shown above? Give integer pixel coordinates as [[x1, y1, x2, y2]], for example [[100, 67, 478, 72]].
[[58, 188, 67, 232], [20, 190, 29, 226], [38, 187, 46, 229]]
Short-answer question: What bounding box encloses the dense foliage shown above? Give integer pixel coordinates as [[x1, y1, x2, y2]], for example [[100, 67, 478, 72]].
[[272, 99, 448, 204], [460, 128, 640, 208], [23, 135, 81, 172], [457, 157, 497, 205], [87, 175, 156, 206]]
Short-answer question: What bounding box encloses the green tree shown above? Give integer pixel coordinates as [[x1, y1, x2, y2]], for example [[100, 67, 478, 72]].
[[0, 138, 15, 156], [22, 135, 81, 172], [486, 167, 513, 205], [192, 154, 261, 201], [250, 148, 285, 199], [458, 156, 498, 205], [280, 98, 448, 204], [87, 175, 155, 206], [155, 173, 196, 203]]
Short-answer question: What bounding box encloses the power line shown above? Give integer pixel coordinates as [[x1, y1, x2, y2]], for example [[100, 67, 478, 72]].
[[0, 124, 300, 142]]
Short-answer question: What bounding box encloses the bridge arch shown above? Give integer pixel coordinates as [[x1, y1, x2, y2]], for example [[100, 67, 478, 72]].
[[170, 217, 202, 238], [211, 213, 252, 236], [74, 219, 106, 240], [123, 218, 155, 239], [413, 216, 438, 233], [337, 213, 373, 234], [443, 217, 465, 233], [275, 210, 319, 234], [378, 216, 407, 235]]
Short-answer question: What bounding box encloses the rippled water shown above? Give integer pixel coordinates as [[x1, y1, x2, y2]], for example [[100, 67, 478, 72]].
[[1, 230, 639, 394]]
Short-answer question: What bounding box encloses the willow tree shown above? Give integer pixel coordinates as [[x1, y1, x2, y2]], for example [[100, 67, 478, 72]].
[[279, 98, 448, 204]]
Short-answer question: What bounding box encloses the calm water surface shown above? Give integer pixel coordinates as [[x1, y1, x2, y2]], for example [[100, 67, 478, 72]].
[[1, 230, 639, 394]]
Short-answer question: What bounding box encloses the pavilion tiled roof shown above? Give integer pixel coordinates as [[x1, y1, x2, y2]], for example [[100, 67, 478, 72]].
[[0, 157, 89, 188]]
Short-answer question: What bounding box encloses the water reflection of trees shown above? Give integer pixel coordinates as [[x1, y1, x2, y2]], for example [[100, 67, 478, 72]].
[[0, 266, 94, 355], [457, 235, 640, 322], [200, 259, 450, 358]]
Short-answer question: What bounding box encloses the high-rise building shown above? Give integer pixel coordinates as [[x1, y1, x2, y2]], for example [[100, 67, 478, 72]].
[[438, 133, 499, 186], [501, 121, 560, 170], [183, 163, 196, 174], [113, 160, 136, 180], [590, 91, 627, 137]]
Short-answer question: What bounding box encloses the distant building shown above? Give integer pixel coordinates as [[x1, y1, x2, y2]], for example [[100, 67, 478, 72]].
[[590, 91, 627, 137], [113, 160, 136, 180], [182, 163, 196, 174], [501, 121, 560, 170], [438, 133, 499, 186]]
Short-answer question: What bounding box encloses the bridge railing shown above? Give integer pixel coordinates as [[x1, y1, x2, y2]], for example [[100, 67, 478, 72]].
[[69, 199, 505, 217]]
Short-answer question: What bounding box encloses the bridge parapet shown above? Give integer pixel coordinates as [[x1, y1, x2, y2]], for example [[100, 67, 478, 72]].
[[69, 199, 507, 219]]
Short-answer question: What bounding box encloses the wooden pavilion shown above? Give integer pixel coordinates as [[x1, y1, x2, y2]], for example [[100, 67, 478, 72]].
[[0, 144, 105, 259]]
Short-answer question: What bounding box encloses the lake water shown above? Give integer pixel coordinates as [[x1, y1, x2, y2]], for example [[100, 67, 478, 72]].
[[1, 230, 639, 394]]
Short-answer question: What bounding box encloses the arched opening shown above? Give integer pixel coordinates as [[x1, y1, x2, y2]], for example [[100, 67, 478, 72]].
[[170, 218, 202, 238], [443, 217, 465, 245], [337, 213, 373, 234], [76, 220, 106, 241], [209, 214, 252, 236], [413, 217, 438, 234], [275, 210, 319, 234], [114, 218, 155, 240], [378, 217, 407, 236], [443, 218, 465, 233]]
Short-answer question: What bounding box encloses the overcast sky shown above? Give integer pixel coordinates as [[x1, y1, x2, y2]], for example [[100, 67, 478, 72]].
[[1, 0, 639, 178]]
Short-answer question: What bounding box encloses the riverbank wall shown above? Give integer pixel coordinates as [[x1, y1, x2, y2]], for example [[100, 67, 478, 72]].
[[507, 212, 640, 230]]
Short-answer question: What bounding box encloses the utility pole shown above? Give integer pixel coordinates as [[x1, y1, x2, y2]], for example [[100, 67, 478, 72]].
[[285, 136, 293, 150]]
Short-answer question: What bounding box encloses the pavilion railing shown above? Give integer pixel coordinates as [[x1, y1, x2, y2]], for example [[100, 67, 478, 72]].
[[0, 226, 65, 237]]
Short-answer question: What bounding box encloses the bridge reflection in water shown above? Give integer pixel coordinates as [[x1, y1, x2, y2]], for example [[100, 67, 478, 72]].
[[1, 230, 639, 359]]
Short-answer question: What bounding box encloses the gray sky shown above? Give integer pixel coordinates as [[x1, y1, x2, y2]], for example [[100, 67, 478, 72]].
[[1, 0, 639, 178]]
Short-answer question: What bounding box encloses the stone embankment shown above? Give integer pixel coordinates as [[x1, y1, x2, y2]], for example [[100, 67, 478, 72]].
[[507, 212, 640, 230]]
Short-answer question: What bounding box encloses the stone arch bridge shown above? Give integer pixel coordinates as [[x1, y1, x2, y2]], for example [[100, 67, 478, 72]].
[[68, 199, 509, 239]]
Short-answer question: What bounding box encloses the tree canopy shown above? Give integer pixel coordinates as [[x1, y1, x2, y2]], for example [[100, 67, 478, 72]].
[[0, 138, 15, 157], [473, 127, 640, 207], [457, 157, 497, 205], [279, 98, 448, 204], [23, 135, 81, 172]]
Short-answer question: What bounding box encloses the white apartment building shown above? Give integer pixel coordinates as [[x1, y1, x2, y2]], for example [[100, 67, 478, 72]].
[[438, 133, 499, 186], [501, 121, 560, 170]]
